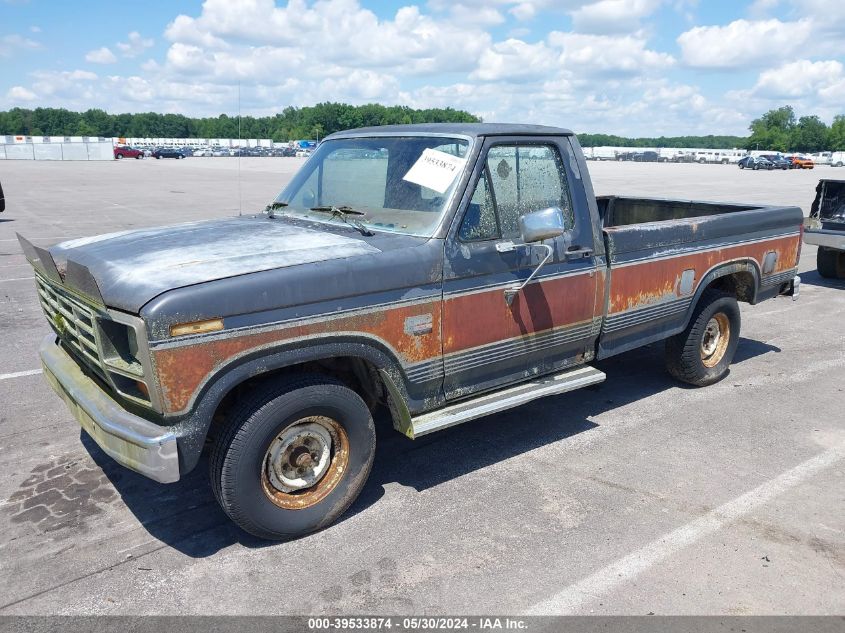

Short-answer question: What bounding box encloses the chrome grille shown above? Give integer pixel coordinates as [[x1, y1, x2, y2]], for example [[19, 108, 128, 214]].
[[35, 273, 108, 383]]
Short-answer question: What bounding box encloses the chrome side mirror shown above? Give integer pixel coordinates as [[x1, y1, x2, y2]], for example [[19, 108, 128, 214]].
[[519, 207, 566, 243]]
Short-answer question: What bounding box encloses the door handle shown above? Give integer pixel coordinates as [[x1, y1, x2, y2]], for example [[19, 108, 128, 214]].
[[565, 246, 594, 261]]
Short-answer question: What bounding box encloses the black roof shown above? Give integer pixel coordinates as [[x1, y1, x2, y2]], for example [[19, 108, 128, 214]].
[[326, 123, 573, 140]]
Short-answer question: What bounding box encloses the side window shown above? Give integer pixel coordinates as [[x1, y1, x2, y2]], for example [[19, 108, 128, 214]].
[[459, 143, 573, 241], [459, 171, 499, 241]]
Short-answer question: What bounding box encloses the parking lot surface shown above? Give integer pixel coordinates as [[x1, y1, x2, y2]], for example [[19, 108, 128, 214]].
[[0, 157, 842, 615]]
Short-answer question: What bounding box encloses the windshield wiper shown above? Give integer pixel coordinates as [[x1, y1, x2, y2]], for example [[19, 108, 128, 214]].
[[309, 205, 374, 236], [264, 201, 288, 218]]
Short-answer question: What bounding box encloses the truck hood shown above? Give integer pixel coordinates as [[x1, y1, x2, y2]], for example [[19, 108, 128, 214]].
[[47, 216, 382, 313]]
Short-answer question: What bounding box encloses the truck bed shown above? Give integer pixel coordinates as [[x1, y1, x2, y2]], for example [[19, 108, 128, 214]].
[[594, 195, 803, 358]]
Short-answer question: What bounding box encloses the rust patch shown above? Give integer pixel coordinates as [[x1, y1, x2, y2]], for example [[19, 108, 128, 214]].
[[154, 300, 442, 413], [443, 272, 598, 354], [609, 234, 801, 313]]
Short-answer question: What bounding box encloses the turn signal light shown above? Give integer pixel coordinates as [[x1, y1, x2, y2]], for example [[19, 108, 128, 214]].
[[170, 318, 224, 337]]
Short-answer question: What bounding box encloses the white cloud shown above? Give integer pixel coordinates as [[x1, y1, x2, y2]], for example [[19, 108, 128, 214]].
[[549, 31, 674, 76], [6, 85, 37, 101], [471, 39, 557, 81], [677, 18, 812, 69], [752, 59, 843, 99], [115, 31, 154, 58], [571, 0, 663, 34], [0, 33, 40, 57], [85, 47, 117, 64]]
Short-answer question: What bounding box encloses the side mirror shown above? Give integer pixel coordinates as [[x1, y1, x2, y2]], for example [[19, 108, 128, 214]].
[[518, 206, 566, 243]]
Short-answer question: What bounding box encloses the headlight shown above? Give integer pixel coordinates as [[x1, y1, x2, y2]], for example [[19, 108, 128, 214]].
[[98, 318, 153, 406]]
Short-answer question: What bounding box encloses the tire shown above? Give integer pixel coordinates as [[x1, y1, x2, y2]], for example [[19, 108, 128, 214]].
[[739, 164, 745, 169], [817, 247, 845, 279], [753, 164, 759, 170], [210, 374, 376, 540], [155, 155, 160, 159], [115, 153, 123, 159], [135, 154, 142, 159], [665, 290, 741, 387]]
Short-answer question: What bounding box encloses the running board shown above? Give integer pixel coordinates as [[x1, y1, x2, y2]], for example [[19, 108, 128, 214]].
[[410, 365, 606, 438]]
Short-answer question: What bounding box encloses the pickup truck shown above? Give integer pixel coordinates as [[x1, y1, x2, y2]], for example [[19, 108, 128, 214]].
[[805, 178, 845, 278], [19, 123, 803, 540]]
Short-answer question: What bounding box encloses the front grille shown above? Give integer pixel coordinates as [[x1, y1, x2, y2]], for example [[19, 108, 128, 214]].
[[35, 273, 109, 384]]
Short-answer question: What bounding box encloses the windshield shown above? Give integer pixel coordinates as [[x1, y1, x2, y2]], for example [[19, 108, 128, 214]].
[[269, 136, 470, 237]]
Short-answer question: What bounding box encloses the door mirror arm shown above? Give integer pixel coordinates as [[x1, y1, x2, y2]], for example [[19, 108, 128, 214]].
[[503, 242, 554, 305]]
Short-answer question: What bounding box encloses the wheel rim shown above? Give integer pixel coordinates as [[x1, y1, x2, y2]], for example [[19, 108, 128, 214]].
[[700, 313, 731, 368], [261, 416, 349, 510]]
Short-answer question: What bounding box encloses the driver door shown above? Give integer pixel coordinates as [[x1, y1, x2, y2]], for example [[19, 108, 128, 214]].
[[441, 138, 601, 400]]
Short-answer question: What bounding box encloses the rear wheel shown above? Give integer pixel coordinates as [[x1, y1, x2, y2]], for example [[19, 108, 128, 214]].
[[817, 247, 845, 279], [115, 153, 123, 159], [210, 374, 376, 540], [665, 290, 741, 386]]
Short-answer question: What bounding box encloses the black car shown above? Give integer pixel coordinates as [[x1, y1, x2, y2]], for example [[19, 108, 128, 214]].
[[152, 148, 187, 159], [761, 154, 791, 170], [633, 151, 660, 162], [738, 156, 773, 170]]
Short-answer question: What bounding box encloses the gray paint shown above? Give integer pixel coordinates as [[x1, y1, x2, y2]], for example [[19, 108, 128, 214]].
[[49, 216, 382, 313]]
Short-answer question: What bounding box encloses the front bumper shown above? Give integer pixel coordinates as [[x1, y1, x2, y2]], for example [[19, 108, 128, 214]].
[[804, 228, 845, 251], [40, 334, 180, 483]]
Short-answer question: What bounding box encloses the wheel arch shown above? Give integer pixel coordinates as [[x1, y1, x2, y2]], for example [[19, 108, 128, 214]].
[[171, 335, 421, 474], [681, 259, 760, 331]]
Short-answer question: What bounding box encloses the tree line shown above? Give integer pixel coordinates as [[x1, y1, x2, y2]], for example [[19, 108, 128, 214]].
[[576, 133, 749, 150], [1, 103, 843, 152], [746, 106, 845, 153], [0, 103, 479, 142]]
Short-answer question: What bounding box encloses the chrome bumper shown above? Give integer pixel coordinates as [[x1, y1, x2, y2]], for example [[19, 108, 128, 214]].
[[40, 335, 180, 483], [803, 228, 845, 251]]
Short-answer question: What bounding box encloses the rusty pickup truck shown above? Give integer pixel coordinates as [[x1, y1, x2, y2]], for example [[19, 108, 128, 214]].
[[19, 123, 803, 539]]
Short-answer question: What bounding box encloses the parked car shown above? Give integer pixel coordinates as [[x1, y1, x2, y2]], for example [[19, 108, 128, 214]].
[[786, 155, 814, 169], [738, 156, 774, 170], [761, 154, 791, 170], [151, 148, 187, 159], [113, 146, 144, 160], [804, 178, 845, 278], [633, 151, 660, 162], [18, 123, 803, 540]]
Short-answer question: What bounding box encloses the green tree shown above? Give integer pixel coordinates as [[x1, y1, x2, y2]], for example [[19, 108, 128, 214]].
[[790, 115, 829, 152], [746, 105, 795, 151], [826, 114, 845, 151]]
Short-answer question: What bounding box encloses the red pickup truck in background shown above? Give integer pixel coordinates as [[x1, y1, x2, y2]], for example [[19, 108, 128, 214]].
[[113, 146, 144, 160]]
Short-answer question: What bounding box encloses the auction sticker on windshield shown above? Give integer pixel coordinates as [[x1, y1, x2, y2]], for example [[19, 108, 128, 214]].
[[402, 148, 467, 194]]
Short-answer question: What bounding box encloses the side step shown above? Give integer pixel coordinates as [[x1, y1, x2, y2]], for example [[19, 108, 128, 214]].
[[410, 365, 606, 438]]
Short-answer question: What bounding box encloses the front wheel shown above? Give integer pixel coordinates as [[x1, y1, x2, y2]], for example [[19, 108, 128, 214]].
[[210, 374, 376, 540], [665, 290, 741, 387]]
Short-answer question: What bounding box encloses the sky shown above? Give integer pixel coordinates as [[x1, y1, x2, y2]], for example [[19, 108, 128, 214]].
[[1, 0, 844, 136]]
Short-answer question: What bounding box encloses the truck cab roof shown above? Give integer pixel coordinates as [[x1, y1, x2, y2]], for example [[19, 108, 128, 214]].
[[326, 123, 574, 140]]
